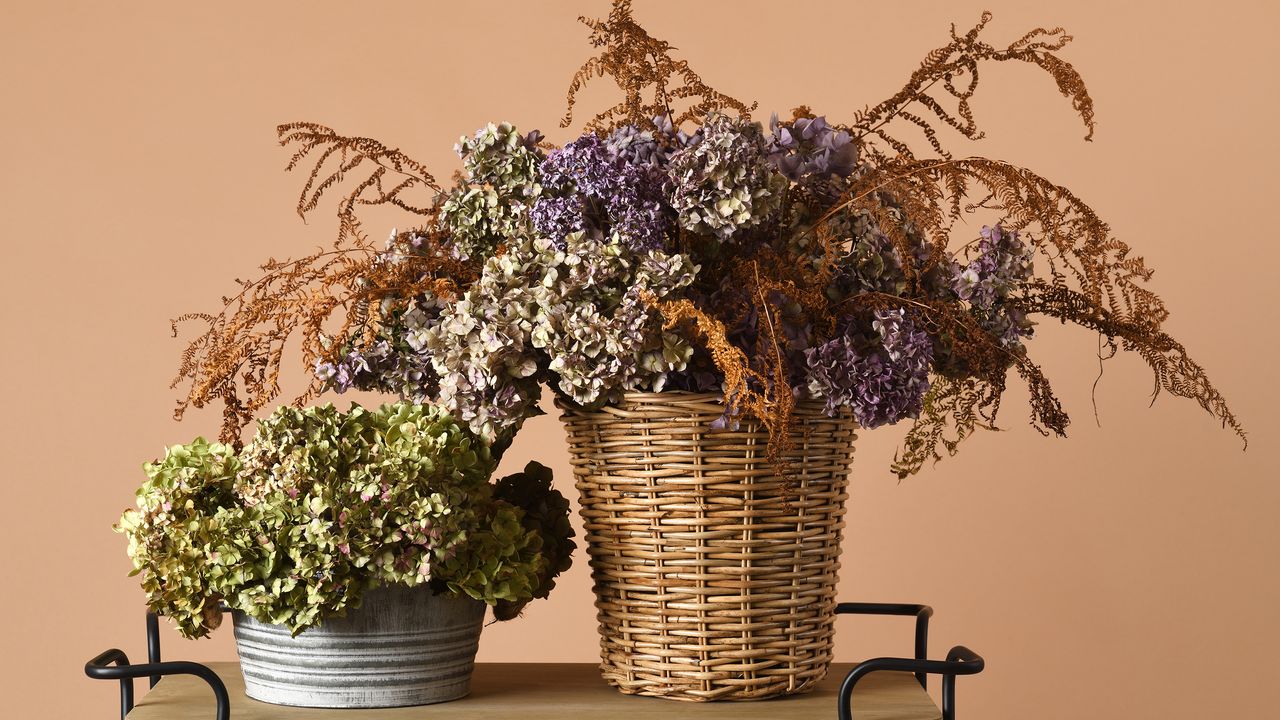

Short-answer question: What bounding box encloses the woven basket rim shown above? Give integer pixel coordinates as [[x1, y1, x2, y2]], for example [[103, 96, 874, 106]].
[[555, 389, 854, 423], [554, 389, 725, 405]]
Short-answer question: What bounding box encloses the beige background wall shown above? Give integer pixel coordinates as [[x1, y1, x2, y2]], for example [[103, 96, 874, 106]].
[[2, 1, 1277, 717]]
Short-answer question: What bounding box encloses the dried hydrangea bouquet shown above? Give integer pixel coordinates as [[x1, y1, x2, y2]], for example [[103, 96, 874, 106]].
[[169, 0, 1242, 702]]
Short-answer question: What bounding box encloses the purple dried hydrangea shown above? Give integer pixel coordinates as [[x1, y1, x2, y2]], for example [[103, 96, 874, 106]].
[[767, 114, 858, 181], [315, 295, 446, 400], [530, 132, 670, 251], [605, 123, 667, 167], [608, 163, 669, 248], [829, 221, 907, 300], [528, 195, 585, 239], [804, 309, 933, 428], [651, 113, 703, 149], [315, 349, 367, 394], [537, 133, 615, 196], [953, 225, 1035, 347]]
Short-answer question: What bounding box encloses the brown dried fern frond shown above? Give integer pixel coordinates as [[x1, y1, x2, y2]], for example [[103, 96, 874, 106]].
[[1015, 281, 1246, 445], [833, 151, 1242, 470], [278, 122, 442, 245], [171, 231, 464, 445], [173, 123, 461, 444], [562, 0, 756, 131], [934, 157, 1163, 326], [892, 376, 1002, 478], [642, 292, 799, 464], [854, 11, 1095, 163], [818, 154, 1165, 341]]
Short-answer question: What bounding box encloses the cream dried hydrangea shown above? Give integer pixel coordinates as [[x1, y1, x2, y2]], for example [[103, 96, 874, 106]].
[[425, 230, 698, 443], [667, 114, 788, 241]]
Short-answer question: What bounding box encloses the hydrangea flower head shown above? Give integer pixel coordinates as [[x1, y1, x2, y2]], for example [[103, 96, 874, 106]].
[[767, 113, 858, 181], [667, 114, 787, 241], [440, 122, 545, 260], [954, 225, 1036, 347], [804, 309, 933, 428], [531, 131, 670, 251]]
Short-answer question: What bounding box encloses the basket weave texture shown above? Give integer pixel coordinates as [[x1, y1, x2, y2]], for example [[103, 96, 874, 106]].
[[559, 391, 856, 701]]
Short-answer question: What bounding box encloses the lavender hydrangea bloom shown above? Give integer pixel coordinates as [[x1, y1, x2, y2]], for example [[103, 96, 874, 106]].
[[651, 113, 703, 148], [315, 349, 367, 394], [531, 132, 670, 251], [604, 116, 699, 166], [538, 133, 615, 196], [605, 123, 666, 167], [607, 164, 668, 249], [315, 294, 447, 401], [767, 114, 858, 181], [953, 225, 1035, 347], [804, 309, 933, 428], [667, 114, 787, 241], [528, 195, 586, 239]]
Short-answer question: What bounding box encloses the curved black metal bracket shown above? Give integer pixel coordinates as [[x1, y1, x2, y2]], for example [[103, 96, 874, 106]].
[[835, 602, 933, 688], [84, 612, 230, 720], [834, 602, 983, 720]]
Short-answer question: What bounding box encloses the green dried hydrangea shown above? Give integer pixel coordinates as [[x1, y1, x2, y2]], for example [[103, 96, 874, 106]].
[[530, 231, 698, 405], [117, 438, 244, 639], [439, 122, 544, 260], [118, 403, 574, 638]]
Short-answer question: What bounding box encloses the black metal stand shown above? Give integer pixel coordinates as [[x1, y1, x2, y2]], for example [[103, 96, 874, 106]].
[[834, 603, 985, 720], [85, 602, 984, 719], [84, 612, 230, 720]]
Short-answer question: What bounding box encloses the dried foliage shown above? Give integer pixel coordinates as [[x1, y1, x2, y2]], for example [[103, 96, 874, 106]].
[[170, 1, 1242, 477], [647, 294, 762, 403], [786, 13, 1237, 475], [852, 11, 1095, 162], [1018, 281, 1245, 437], [893, 377, 1000, 479], [170, 234, 463, 445], [277, 122, 442, 244], [851, 152, 1245, 475], [173, 122, 476, 444], [561, 0, 756, 131]]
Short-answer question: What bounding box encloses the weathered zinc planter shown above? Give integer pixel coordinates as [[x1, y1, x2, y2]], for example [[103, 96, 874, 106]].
[[232, 584, 486, 708]]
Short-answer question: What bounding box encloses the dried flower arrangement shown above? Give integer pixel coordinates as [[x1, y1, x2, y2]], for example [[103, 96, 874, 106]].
[[171, 1, 1243, 477], [118, 402, 576, 638]]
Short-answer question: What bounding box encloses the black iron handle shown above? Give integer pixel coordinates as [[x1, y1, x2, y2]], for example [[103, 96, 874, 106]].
[[835, 602, 933, 688], [84, 648, 230, 720], [836, 645, 984, 720]]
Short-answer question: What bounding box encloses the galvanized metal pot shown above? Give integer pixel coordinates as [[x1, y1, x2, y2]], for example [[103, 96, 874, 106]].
[[231, 584, 486, 708]]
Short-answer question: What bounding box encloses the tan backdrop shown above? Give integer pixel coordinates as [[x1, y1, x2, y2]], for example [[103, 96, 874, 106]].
[[2, 1, 1276, 717]]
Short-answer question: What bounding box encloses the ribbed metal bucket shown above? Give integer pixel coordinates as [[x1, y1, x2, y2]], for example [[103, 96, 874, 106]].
[[231, 585, 486, 708]]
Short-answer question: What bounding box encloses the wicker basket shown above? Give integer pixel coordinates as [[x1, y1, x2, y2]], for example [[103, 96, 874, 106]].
[[559, 391, 856, 701]]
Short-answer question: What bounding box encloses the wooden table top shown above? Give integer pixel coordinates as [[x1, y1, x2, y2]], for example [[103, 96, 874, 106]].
[[128, 662, 939, 719]]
